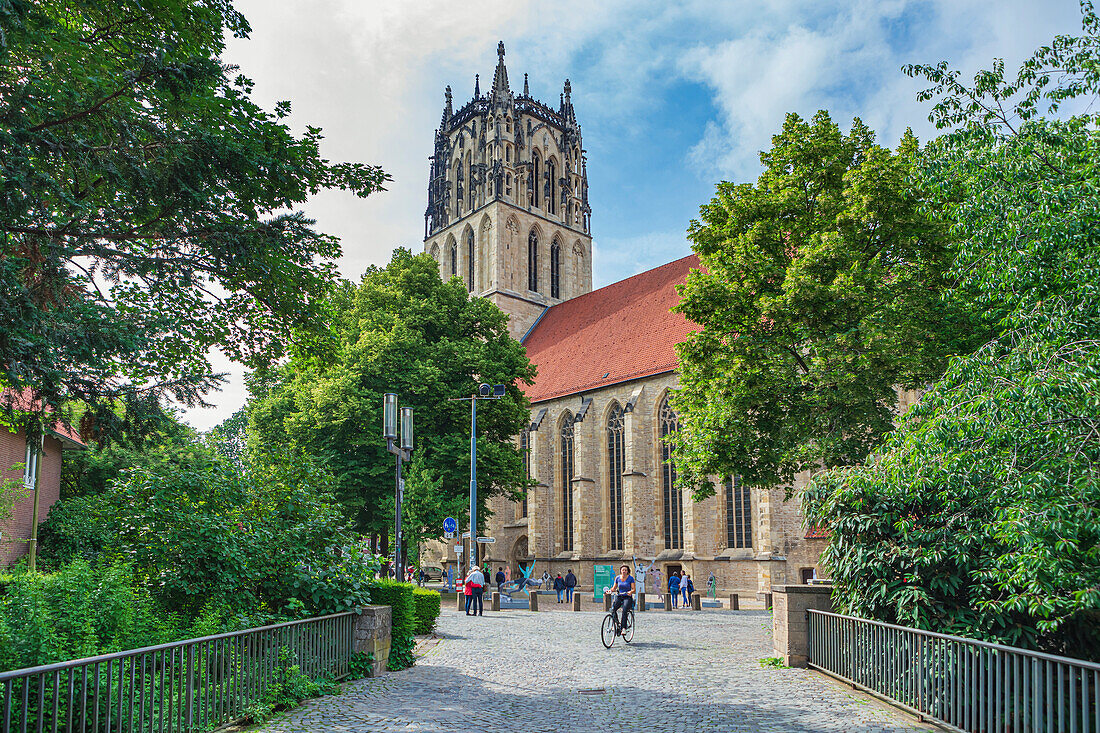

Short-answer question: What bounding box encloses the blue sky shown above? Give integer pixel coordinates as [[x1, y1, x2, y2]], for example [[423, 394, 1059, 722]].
[[184, 0, 1085, 429]]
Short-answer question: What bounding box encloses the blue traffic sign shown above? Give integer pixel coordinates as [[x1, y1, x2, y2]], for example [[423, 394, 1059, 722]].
[[443, 517, 457, 533]]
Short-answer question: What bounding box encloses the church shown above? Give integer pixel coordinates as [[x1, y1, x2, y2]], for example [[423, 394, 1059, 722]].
[[420, 43, 835, 599]]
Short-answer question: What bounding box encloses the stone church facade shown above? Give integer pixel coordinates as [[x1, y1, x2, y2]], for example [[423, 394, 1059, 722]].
[[420, 44, 833, 597]]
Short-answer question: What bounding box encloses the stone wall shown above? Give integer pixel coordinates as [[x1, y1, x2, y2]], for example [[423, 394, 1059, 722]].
[[354, 605, 393, 677], [771, 584, 833, 667]]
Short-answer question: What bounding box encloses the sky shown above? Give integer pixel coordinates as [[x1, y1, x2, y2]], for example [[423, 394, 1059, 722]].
[[183, 0, 1085, 431]]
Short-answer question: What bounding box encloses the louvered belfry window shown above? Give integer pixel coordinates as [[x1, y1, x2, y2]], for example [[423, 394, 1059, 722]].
[[725, 475, 752, 549], [528, 230, 539, 292], [607, 403, 625, 551], [560, 413, 575, 550], [660, 397, 683, 550]]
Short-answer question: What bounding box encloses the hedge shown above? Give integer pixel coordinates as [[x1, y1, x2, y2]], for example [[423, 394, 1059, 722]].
[[367, 579, 415, 670], [412, 588, 441, 635]]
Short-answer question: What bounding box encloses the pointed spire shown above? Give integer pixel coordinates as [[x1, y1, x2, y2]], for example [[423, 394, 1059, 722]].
[[442, 85, 453, 125], [474, 73, 480, 98], [564, 79, 571, 103], [523, 73, 529, 97], [491, 40, 510, 99]]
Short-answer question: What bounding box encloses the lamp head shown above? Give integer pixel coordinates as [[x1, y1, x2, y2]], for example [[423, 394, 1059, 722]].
[[400, 407, 414, 451], [383, 393, 398, 439], [478, 383, 491, 397]]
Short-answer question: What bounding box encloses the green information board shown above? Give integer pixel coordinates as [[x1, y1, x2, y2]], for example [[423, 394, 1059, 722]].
[[593, 565, 613, 602]]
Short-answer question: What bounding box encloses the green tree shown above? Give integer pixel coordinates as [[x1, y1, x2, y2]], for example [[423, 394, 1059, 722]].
[[0, 0, 388, 431], [248, 249, 535, 549], [804, 4, 1100, 657], [672, 112, 981, 497]]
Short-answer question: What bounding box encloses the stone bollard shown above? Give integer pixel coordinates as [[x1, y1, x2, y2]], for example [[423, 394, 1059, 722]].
[[456, 591, 465, 611], [729, 593, 739, 610], [571, 593, 581, 611], [529, 591, 539, 612], [638, 591, 646, 612], [491, 592, 501, 612], [692, 592, 702, 611], [603, 593, 612, 612], [663, 594, 673, 611]]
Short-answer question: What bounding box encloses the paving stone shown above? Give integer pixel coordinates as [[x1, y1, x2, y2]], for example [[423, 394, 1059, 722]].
[[254, 609, 934, 732]]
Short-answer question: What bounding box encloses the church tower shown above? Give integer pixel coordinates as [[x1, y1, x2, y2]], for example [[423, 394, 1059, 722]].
[[423, 42, 593, 339]]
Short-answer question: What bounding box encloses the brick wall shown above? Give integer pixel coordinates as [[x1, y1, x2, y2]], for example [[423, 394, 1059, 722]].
[[0, 429, 64, 566]]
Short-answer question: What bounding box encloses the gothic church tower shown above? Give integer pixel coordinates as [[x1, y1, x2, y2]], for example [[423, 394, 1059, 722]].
[[423, 42, 593, 339]]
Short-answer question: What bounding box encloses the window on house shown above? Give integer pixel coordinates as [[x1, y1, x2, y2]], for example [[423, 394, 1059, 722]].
[[660, 397, 683, 550], [528, 230, 539, 292], [725, 475, 752, 549], [560, 413, 575, 551], [23, 439, 39, 488], [607, 403, 625, 551], [550, 240, 561, 299]]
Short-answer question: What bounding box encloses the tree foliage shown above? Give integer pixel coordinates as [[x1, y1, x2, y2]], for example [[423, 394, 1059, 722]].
[[672, 112, 982, 496], [0, 0, 388, 432], [804, 3, 1100, 657], [248, 249, 535, 547]]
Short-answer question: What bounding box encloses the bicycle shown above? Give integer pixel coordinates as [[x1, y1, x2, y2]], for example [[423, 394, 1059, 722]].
[[601, 594, 635, 648]]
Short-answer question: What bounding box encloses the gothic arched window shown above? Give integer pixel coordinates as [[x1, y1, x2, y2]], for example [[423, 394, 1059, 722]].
[[725, 475, 752, 549], [520, 430, 530, 518], [660, 396, 683, 550], [449, 241, 457, 277], [547, 160, 557, 215], [560, 413, 575, 551], [466, 229, 475, 293], [532, 154, 541, 209], [607, 403, 625, 551], [528, 230, 539, 292], [550, 240, 561, 299]]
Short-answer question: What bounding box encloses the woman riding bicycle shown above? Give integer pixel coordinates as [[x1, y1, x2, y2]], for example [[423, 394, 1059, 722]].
[[611, 564, 635, 634]]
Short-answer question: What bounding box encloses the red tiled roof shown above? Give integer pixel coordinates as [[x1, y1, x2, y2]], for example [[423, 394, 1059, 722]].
[[2, 389, 85, 446], [804, 526, 831, 539], [521, 254, 701, 403]]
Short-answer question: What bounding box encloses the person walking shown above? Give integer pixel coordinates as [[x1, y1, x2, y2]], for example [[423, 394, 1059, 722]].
[[465, 565, 485, 616], [463, 572, 473, 614], [682, 573, 694, 609], [669, 571, 681, 609], [495, 567, 506, 596], [553, 573, 566, 603], [564, 569, 577, 603]]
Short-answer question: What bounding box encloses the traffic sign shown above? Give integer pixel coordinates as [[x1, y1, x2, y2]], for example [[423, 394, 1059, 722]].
[[461, 531, 470, 538], [443, 517, 457, 533], [476, 537, 496, 543], [454, 546, 463, 555], [444, 531, 454, 540]]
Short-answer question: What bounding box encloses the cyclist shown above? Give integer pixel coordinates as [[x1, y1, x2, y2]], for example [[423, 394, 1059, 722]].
[[611, 564, 635, 634]]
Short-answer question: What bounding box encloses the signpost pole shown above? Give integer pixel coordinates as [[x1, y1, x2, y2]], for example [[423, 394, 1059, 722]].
[[469, 396, 477, 580]]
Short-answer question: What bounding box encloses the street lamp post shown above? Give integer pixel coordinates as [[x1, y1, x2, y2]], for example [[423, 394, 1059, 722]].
[[383, 394, 414, 580], [451, 383, 506, 580]]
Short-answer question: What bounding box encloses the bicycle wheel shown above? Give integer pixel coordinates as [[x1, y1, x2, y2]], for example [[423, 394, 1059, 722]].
[[622, 610, 635, 643], [601, 613, 616, 648]]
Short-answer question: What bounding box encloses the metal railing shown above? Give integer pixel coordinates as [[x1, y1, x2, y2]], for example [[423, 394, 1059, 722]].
[[0, 611, 356, 733], [808, 609, 1100, 732]]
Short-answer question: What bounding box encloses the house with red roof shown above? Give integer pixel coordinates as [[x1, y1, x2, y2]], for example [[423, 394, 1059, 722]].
[[417, 45, 827, 598], [0, 391, 84, 566]]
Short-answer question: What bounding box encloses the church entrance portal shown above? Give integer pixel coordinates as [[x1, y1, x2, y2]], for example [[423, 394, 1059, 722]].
[[511, 535, 530, 579]]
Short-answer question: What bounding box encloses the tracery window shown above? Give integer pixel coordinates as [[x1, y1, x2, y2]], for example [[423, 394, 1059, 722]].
[[528, 230, 539, 292], [532, 154, 541, 209], [550, 240, 561, 299], [520, 430, 530, 518], [466, 229, 475, 292], [660, 397, 683, 550], [607, 403, 625, 551], [449, 241, 457, 277], [560, 413, 575, 551], [547, 160, 557, 215], [725, 475, 752, 549]]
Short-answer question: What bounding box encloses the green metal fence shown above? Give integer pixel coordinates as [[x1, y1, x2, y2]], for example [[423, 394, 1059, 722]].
[[0, 611, 356, 733], [808, 609, 1100, 732]]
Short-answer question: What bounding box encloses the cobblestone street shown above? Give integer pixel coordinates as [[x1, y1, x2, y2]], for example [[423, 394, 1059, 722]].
[[255, 606, 933, 732]]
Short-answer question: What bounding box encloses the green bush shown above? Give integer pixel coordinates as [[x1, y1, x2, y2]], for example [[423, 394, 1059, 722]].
[[412, 588, 441, 635], [242, 648, 336, 723], [368, 579, 415, 670]]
